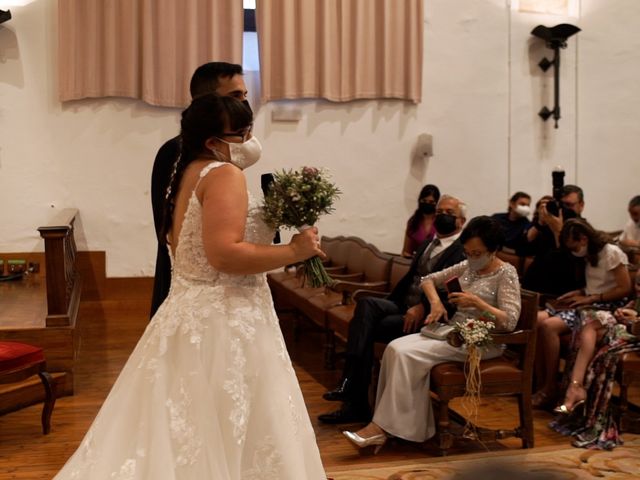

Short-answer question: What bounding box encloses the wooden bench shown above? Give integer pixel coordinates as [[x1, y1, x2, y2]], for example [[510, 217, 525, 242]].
[[0, 209, 82, 415], [267, 236, 396, 367], [267, 235, 351, 312], [324, 255, 412, 369]]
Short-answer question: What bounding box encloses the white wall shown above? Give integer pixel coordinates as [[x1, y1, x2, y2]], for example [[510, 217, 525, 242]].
[[0, 0, 638, 277]]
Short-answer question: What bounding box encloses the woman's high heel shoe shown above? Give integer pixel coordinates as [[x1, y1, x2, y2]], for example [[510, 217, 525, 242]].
[[553, 399, 585, 415], [342, 430, 387, 454], [553, 380, 586, 415]]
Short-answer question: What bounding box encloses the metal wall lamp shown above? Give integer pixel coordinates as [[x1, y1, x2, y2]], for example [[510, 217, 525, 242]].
[[0, 9, 11, 25], [531, 23, 581, 128]]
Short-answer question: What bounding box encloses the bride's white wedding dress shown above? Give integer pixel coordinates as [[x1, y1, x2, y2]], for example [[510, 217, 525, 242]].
[[55, 162, 326, 479]]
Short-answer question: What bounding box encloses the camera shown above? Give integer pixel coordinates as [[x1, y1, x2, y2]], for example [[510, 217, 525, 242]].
[[546, 168, 577, 219], [545, 168, 564, 216]]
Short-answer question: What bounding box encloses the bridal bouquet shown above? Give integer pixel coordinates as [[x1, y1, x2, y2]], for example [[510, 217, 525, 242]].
[[262, 167, 341, 287], [447, 312, 496, 438]]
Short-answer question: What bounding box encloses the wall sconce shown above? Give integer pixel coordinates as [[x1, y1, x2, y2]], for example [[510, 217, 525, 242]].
[[531, 23, 580, 128], [0, 9, 11, 24]]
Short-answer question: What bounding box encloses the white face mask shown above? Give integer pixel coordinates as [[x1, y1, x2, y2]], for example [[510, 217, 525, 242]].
[[217, 136, 262, 170], [468, 254, 493, 272], [514, 205, 531, 218]]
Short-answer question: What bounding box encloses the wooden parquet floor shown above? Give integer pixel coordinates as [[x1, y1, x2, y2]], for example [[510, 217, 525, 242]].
[[0, 288, 638, 479]]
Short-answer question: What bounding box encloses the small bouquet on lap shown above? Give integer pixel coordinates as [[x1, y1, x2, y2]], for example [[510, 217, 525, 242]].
[[447, 311, 496, 438], [263, 167, 341, 287]]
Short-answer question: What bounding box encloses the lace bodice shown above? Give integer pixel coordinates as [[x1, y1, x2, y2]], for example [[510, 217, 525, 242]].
[[172, 161, 275, 286]]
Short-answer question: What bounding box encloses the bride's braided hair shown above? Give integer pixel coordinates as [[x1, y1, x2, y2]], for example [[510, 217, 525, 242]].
[[160, 94, 253, 244]]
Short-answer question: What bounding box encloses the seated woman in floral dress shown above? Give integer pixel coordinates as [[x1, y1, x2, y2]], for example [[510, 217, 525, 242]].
[[551, 274, 640, 449], [533, 219, 632, 410]]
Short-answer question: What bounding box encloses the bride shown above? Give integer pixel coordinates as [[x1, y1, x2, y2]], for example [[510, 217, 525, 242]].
[[54, 94, 327, 479]]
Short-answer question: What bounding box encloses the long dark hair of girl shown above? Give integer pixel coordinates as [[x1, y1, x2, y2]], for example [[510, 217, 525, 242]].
[[561, 218, 608, 267], [407, 184, 441, 233], [159, 94, 253, 245]]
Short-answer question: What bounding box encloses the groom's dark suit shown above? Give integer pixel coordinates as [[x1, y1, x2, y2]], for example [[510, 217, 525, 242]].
[[149, 136, 180, 318], [319, 235, 466, 423]]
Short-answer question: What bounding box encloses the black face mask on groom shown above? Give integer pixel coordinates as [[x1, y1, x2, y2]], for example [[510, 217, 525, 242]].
[[242, 99, 253, 117], [434, 213, 458, 235]]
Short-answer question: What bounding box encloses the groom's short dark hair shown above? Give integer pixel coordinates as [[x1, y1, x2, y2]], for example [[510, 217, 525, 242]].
[[190, 62, 244, 99]]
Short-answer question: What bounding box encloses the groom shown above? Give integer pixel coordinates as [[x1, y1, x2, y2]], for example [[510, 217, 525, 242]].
[[150, 62, 250, 318]]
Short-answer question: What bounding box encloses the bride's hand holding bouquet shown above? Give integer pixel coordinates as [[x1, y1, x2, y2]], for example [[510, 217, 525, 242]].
[[290, 225, 326, 263], [263, 167, 341, 287]]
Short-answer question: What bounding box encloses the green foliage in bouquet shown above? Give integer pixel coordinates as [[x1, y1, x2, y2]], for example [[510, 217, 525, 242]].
[[262, 167, 340, 229], [262, 167, 341, 287]]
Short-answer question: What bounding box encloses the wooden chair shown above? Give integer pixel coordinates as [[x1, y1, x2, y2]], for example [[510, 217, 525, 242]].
[[429, 289, 539, 455], [616, 351, 640, 433], [0, 341, 56, 434], [496, 250, 534, 280]]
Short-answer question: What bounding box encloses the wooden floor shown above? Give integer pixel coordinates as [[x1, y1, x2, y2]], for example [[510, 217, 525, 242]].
[[0, 286, 638, 479]]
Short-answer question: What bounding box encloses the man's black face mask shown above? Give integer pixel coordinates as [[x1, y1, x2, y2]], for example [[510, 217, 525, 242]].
[[242, 99, 253, 118]]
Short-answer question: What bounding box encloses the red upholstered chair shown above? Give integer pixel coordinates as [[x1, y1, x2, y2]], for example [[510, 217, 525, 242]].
[[0, 341, 56, 434]]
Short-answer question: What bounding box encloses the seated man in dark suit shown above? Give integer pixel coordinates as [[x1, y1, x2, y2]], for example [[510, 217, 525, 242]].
[[150, 62, 249, 318], [318, 195, 468, 423]]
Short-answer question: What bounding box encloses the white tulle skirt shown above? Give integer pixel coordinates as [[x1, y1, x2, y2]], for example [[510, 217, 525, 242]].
[[54, 277, 326, 479]]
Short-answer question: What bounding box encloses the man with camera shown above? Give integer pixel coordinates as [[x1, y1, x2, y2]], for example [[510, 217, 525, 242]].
[[527, 184, 584, 251], [522, 172, 587, 296]]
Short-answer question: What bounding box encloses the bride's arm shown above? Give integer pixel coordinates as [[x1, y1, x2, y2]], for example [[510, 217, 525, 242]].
[[200, 165, 323, 275]]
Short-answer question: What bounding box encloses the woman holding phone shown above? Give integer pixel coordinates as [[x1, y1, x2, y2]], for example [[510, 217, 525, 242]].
[[343, 216, 521, 452]]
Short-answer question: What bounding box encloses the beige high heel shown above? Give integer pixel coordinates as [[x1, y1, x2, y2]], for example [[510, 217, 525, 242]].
[[342, 430, 387, 454], [553, 380, 586, 415]]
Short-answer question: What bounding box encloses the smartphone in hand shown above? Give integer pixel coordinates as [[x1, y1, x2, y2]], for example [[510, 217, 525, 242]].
[[445, 276, 462, 294]]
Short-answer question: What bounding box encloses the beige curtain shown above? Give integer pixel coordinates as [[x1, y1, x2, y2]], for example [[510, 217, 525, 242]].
[[256, 0, 423, 103], [58, 0, 243, 107]]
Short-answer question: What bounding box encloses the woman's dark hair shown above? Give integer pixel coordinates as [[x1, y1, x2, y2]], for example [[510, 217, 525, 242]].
[[509, 191, 531, 204], [560, 218, 608, 267], [159, 94, 253, 244], [459, 216, 505, 253], [407, 184, 441, 232]]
